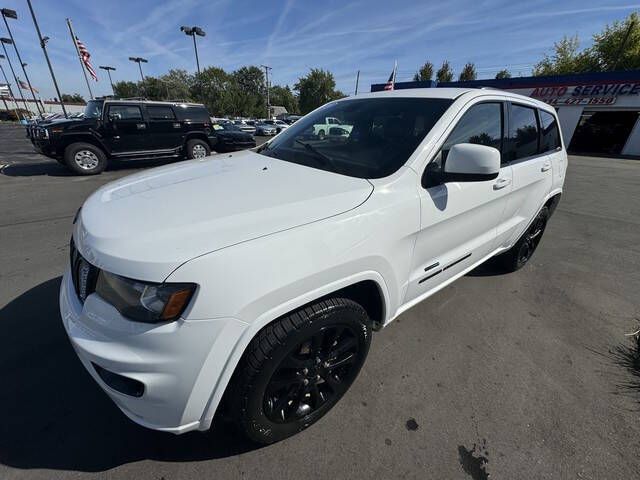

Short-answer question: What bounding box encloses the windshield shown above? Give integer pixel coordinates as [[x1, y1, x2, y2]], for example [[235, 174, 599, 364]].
[[258, 97, 453, 179], [83, 100, 104, 119]]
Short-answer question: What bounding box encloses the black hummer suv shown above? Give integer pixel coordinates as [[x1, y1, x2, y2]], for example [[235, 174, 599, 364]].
[[28, 99, 256, 175]]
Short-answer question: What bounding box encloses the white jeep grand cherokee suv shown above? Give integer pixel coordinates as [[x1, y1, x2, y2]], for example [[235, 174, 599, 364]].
[[60, 88, 567, 444]]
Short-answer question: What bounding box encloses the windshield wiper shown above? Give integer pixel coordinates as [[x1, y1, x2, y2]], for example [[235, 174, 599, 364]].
[[294, 139, 339, 173]]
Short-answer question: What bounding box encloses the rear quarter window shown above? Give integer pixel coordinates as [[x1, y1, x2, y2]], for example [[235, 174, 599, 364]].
[[174, 105, 210, 122], [539, 110, 562, 152]]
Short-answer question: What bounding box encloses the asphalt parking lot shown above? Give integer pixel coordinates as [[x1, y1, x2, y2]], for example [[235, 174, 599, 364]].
[[1, 122, 639, 479]]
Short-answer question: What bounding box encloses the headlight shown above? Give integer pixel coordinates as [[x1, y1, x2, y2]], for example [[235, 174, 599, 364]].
[[95, 271, 196, 323]]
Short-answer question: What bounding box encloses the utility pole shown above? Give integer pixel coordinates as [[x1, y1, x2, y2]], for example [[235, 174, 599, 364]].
[[99, 65, 116, 95], [1, 8, 42, 116], [66, 18, 93, 99], [261, 64, 272, 119], [0, 40, 28, 114], [26, 0, 67, 117], [355, 70, 360, 95]]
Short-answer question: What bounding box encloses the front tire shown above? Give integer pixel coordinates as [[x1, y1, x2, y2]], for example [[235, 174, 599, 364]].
[[186, 139, 211, 159], [64, 142, 107, 175], [497, 206, 549, 272], [231, 298, 371, 444]]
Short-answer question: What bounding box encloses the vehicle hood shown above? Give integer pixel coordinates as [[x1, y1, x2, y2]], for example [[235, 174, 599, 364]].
[[45, 118, 94, 129], [216, 130, 253, 141], [74, 150, 373, 281]]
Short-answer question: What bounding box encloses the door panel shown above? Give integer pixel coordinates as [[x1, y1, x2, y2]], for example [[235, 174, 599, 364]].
[[104, 104, 148, 153], [405, 168, 512, 301], [404, 101, 510, 304], [496, 104, 554, 249], [145, 105, 183, 150]]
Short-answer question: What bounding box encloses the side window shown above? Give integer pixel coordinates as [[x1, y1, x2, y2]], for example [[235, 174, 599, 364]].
[[147, 106, 176, 121], [539, 110, 561, 152], [508, 104, 539, 160], [108, 105, 143, 121], [436, 102, 503, 167]]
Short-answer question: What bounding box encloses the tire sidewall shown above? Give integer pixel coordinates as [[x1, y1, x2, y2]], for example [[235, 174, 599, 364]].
[[64, 143, 107, 175], [241, 304, 371, 444], [513, 206, 549, 270], [186, 139, 211, 159]]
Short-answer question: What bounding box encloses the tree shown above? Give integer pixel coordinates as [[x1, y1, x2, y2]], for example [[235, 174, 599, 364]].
[[60, 93, 85, 104], [591, 12, 640, 71], [436, 61, 454, 83], [269, 85, 298, 114], [495, 69, 511, 79], [532, 35, 596, 76], [113, 81, 140, 98], [531, 13, 640, 76], [458, 62, 477, 81], [192, 66, 238, 116], [232, 66, 266, 117], [413, 61, 434, 82], [159, 69, 195, 101], [294, 69, 345, 114]]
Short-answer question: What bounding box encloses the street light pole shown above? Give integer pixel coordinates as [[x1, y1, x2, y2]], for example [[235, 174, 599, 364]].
[[1, 8, 43, 116], [180, 26, 206, 74], [99, 65, 116, 95], [0, 39, 28, 114], [129, 57, 147, 82], [261, 64, 272, 119], [26, 0, 67, 117]]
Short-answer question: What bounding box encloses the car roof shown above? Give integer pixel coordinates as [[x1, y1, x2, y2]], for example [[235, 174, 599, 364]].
[[346, 87, 554, 111], [101, 99, 206, 108]]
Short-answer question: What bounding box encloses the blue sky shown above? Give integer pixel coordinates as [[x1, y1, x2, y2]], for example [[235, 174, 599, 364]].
[[1, 0, 639, 100]]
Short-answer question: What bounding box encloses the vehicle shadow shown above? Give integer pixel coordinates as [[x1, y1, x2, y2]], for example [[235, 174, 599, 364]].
[[466, 257, 510, 277], [1, 157, 183, 178], [0, 277, 259, 472]]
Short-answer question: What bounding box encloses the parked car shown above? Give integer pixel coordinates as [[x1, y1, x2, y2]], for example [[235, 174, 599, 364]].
[[312, 116, 353, 140], [233, 119, 256, 135], [262, 119, 289, 133], [255, 122, 277, 136], [210, 123, 256, 152], [60, 88, 566, 445], [28, 99, 221, 175]]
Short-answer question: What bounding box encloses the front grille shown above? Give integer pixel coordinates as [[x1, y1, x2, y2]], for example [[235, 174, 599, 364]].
[[70, 239, 99, 303]]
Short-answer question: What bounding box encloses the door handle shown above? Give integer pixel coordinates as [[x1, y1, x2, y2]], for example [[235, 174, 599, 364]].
[[136, 123, 146, 130], [541, 161, 552, 172], [493, 178, 511, 190]]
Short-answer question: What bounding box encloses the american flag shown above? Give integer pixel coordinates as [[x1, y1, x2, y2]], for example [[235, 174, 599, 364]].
[[18, 79, 39, 94], [75, 36, 98, 81], [384, 61, 398, 91]]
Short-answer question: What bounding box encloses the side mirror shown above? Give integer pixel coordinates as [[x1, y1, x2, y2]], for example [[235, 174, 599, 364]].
[[442, 143, 500, 182]]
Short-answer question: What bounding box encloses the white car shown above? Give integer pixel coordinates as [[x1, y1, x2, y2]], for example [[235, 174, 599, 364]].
[[60, 88, 566, 444]]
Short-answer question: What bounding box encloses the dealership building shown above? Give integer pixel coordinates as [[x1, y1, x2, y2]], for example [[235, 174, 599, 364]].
[[372, 70, 640, 157]]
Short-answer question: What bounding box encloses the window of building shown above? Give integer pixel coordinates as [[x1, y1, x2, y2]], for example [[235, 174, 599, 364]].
[[508, 104, 539, 160]]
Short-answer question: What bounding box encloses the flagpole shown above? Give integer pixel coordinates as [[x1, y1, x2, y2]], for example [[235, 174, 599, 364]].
[[1, 11, 43, 116], [66, 18, 93, 100], [0, 63, 22, 121], [0, 42, 29, 114], [354, 70, 360, 95], [27, 0, 67, 118]]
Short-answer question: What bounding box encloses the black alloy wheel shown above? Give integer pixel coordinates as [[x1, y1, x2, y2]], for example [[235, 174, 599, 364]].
[[229, 298, 371, 444], [263, 324, 361, 423], [498, 205, 549, 272]]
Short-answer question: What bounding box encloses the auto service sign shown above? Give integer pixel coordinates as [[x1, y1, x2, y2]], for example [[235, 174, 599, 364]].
[[531, 82, 640, 106]]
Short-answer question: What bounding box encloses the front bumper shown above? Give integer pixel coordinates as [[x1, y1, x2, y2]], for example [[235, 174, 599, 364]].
[[59, 267, 247, 434]]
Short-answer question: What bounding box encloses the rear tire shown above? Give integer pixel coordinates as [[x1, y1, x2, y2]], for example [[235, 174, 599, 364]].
[[186, 139, 211, 159], [497, 206, 549, 272], [317, 129, 326, 140], [64, 142, 107, 175], [230, 298, 372, 444]]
